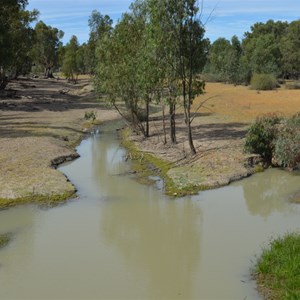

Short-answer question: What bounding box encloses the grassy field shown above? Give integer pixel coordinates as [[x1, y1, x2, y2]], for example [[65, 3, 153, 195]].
[[255, 233, 300, 299], [195, 82, 300, 123]]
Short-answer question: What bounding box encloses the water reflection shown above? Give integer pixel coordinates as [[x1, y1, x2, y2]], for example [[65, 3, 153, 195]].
[[91, 132, 203, 298], [242, 169, 300, 217]]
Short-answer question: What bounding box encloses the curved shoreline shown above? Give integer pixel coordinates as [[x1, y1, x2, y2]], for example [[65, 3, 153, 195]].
[[0, 77, 120, 209]]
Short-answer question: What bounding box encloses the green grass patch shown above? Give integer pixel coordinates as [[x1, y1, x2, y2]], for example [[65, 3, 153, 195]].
[[121, 129, 204, 197], [0, 233, 11, 249], [0, 191, 76, 210], [255, 233, 300, 299]]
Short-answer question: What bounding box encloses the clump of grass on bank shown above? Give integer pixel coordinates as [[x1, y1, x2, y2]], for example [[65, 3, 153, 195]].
[[121, 128, 200, 197], [0, 191, 76, 210], [0, 233, 11, 249], [255, 233, 300, 299]]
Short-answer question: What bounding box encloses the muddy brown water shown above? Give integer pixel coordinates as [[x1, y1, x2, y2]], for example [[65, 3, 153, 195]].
[[0, 130, 300, 300]]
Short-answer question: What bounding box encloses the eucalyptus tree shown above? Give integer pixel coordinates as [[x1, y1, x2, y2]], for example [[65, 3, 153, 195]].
[[86, 10, 113, 74], [241, 20, 288, 79], [148, 0, 206, 154], [32, 21, 64, 78], [62, 35, 80, 83], [95, 10, 143, 135], [0, 0, 38, 88], [280, 20, 300, 78]]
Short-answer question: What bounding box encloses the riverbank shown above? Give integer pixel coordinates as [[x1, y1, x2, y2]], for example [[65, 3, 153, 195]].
[[124, 83, 300, 196], [0, 77, 119, 208], [255, 233, 300, 299], [1, 79, 299, 206]]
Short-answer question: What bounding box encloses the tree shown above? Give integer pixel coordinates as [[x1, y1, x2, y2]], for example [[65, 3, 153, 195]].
[[206, 38, 231, 80], [86, 10, 113, 74], [226, 36, 242, 84], [241, 20, 288, 79], [62, 35, 80, 83], [32, 21, 64, 78], [280, 20, 300, 78], [149, 0, 206, 154], [0, 0, 38, 88]]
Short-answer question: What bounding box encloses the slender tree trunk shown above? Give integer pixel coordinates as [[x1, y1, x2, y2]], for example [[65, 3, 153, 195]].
[[145, 96, 150, 138], [169, 100, 176, 143], [161, 97, 167, 144]]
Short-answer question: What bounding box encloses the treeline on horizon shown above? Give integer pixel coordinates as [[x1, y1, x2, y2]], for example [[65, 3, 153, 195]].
[[1, 0, 300, 154]]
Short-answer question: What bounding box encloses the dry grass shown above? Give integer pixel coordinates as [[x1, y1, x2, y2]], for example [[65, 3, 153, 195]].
[[129, 82, 300, 193], [197, 83, 300, 123], [0, 77, 119, 208]]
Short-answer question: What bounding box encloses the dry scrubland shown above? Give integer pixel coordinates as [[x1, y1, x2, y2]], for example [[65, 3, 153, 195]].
[[0, 78, 299, 206]]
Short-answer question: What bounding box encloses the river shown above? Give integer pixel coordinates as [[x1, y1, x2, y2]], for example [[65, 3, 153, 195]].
[[0, 127, 300, 299]]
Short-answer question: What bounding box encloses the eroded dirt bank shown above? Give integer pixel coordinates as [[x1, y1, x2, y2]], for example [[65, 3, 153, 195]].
[[0, 77, 119, 208]]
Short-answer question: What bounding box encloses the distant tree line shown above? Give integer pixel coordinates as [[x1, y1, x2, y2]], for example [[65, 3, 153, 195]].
[[1, 0, 299, 154], [204, 19, 300, 84]]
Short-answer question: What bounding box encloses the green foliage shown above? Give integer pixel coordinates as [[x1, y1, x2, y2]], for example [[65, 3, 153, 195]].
[[245, 113, 300, 168], [244, 113, 282, 163], [0, 234, 11, 249], [84, 111, 96, 121], [32, 21, 64, 77], [62, 35, 80, 82], [274, 115, 300, 168], [0, 0, 38, 87], [256, 233, 300, 299], [250, 73, 277, 90], [280, 20, 300, 78]]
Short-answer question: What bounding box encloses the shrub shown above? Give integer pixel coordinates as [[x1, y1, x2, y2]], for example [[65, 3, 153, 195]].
[[244, 113, 282, 163], [200, 73, 225, 83], [274, 120, 300, 169], [84, 111, 96, 121], [285, 81, 300, 90], [250, 73, 277, 90]]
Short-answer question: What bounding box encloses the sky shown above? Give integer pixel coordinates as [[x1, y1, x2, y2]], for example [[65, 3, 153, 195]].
[[27, 0, 300, 44]]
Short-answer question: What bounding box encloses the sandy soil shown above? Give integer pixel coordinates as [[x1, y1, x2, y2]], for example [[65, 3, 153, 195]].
[[0, 77, 119, 207]]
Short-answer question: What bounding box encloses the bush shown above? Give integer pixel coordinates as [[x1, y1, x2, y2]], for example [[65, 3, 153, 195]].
[[285, 81, 300, 90], [200, 73, 225, 83], [84, 111, 96, 121], [250, 73, 277, 90], [244, 113, 282, 163], [274, 121, 300, 169]]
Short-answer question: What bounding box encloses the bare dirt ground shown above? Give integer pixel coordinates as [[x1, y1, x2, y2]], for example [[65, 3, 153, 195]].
[[129, 82, 300, 193], [0, 77, 119, 207]]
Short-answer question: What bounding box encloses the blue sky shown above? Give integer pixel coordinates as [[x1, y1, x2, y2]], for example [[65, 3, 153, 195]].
[[27, 0, 300, 44]]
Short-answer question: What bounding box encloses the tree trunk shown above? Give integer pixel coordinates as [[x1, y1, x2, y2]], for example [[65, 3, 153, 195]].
[[145, 96, 150, 138], [161, 97, 167, 144], [0, 75, 9, 90], [169, 101, 176, 143]]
